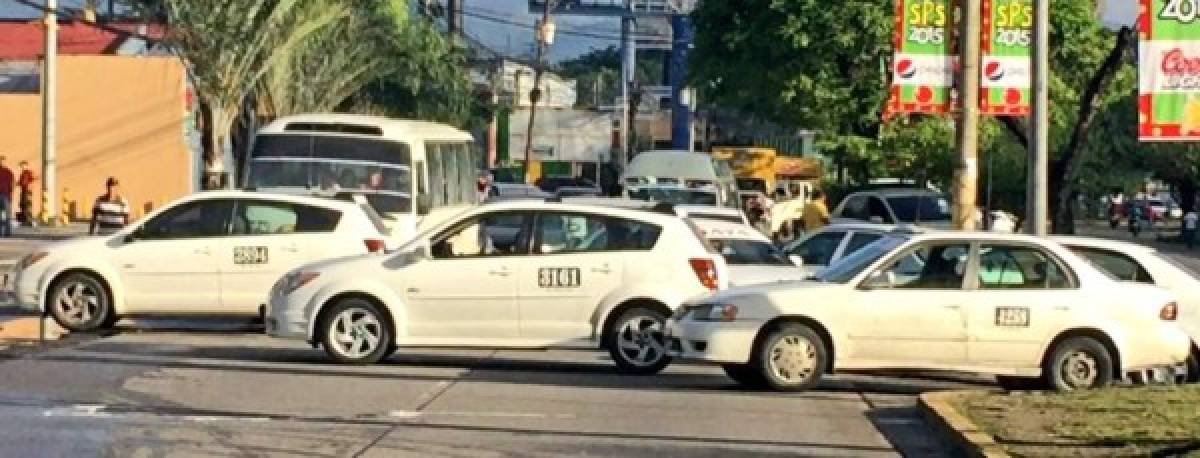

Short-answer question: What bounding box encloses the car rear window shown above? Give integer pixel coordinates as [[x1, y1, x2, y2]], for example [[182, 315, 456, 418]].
[[710, 239, 792, 266], [683, 218, 719, 254]]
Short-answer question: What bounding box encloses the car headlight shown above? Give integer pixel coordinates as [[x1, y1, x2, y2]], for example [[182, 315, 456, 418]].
[[16, 252, 48, 271], [694, 303, 739, 322], [280, 271, 320, 296]]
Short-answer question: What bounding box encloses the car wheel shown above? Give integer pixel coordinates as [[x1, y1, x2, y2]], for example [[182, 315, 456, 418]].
[[607, 307, 671, 375], [320, 298, 392, 365], [995, 375, 1044, 391], [1044, 337, 1113, 392], [722, 363, 767, 388], [48, 272, 114, 332], [755, 323, 827, 391]]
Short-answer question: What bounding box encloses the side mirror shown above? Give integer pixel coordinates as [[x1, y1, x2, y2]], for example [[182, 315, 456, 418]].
[[789, 255, 805, 267], [860, 270, 893, 290], [416, 195, 432, 215]]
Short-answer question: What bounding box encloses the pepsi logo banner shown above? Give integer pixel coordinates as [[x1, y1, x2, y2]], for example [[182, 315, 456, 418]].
[[887, 0, 959, 117], [981, 0, 1032, 115], [1139, 0, 1200, 141]]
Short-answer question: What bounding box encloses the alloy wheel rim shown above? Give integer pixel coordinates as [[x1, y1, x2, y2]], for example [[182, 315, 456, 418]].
[[768, 335, 818, 383], [616, 315, 665, 367], [1061, 350, 1099, 389], [330, 307, 382, 359], [54, 281, 100, 326]]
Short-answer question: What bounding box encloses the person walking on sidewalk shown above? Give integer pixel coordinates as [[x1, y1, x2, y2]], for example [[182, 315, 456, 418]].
[[16, 161, 34, 226], [89, 177, 130, 236], [0, 157, 13, 237], [1185, 210, 1199, 250]]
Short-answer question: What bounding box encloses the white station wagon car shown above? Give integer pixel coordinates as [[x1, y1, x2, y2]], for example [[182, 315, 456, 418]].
[[265, 200, 728, 374], [9, 191, 391, 331], [783, 222, 894, 277], [667, 230, 1192, 392]]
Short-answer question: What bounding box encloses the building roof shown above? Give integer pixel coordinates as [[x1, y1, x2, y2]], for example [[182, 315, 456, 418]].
[[0, 19, 164, 60]]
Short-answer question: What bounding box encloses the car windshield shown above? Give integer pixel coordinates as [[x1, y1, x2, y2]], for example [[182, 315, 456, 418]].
[[817, 235, 908, 283], [886, 195, 952, 222], [628, 188, 718, 206], [709, 238, 793, 266]]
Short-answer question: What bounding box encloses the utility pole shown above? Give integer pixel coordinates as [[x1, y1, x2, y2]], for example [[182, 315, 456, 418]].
[[446, 0, 462, 37], [620, 17, 635, 169], [952, 0, 981, 231], [1026, 0, 1050, 235], [41, 0, 58, 226], [522, 0, 555, 184]]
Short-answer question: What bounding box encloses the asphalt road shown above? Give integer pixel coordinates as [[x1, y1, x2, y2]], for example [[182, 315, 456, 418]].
[[0, 324, 984, 457]]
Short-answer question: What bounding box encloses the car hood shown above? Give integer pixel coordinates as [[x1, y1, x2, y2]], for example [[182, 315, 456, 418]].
[[728, 265, 811, 287], [699, 278, 842, 305]]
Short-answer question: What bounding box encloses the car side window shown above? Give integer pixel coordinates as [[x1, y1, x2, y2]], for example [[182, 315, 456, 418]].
[[878, 243, 970, 289], [866, 197, 894, 223], [790, 231, 844, 266], [432, 212, 532, 258], [843, 232, 882, 257], [840, 196, 868, 220], [231, 201, 342, 235], [1070, 247, 1154, 283], [979, 245, 1073, 289], [532, 212, 661, 254], [141, 200, 234, 239]]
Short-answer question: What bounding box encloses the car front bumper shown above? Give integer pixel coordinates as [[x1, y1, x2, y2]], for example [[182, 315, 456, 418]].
[[665, 318, 762, 364], [264, 292, 312, 341]]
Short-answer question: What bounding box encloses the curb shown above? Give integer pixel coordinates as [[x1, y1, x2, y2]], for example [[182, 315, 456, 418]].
[[918, 391, 1009, 458]]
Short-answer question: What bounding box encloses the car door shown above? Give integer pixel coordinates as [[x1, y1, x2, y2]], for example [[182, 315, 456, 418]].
[[400, 211, 530, 339], [850, 241, 972, 364], [114, 199, 233, 312], [966, 243, 1077, 366], [218, 199, 344, 314], [512, 211, 653, 341]]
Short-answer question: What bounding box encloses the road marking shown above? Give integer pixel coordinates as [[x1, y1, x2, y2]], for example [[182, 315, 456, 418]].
[[387, 410, 576, 420]]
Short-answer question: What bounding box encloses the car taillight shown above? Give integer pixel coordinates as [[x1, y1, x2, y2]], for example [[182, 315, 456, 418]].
[[689, 258, 719, 290], [1161, 301, 1178, 321], [364, 239, 386, 253]]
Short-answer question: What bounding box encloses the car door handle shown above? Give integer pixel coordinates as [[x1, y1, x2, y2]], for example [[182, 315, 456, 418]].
[[591, 265, 612, 274], [943, 305, 961, 310], [488, 268, 512, 277], [194, 247, 211, 255], [281, 244, 299, 253]]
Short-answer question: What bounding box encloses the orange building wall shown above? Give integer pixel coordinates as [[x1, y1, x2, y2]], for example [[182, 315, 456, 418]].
[[0, 55, 193, 222]]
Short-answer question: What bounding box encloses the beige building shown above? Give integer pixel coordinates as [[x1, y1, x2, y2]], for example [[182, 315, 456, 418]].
[[0, 55, 194, 222]]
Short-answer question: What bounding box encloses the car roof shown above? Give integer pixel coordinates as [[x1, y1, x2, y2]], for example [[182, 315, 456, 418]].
[[1049, 236, 1159, 254], [816, 221, 898, 234], [257, 114, 473, 141], [624, 150, 718, 180], [844, 188, 942, 198], [184, 189, 361, 211], [478, 198, 681, 225], [691, 219, 770, 242]]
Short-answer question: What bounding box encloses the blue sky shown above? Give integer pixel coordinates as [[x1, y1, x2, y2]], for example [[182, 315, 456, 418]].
[[0, 0, 618, 61]]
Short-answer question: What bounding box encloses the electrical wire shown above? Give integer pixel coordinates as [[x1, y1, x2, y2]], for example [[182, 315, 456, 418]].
[[460, 8, 670, 44]]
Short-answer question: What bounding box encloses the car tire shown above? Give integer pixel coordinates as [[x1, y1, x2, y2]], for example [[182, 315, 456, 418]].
[[47, 272, 114, 333], [995, 375, 1044, 392], [754, 323, 827, 392], [722, 363, 768, 388], [1044, 337, 1114, 392], [607, 306, 671, 375], [320, 298, 392, 365]]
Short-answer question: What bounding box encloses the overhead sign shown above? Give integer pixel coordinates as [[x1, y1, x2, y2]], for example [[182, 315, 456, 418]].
[[980, 0, 1032, 115], [1139, 0, 1200, 141], [887, 0, 959, 117]]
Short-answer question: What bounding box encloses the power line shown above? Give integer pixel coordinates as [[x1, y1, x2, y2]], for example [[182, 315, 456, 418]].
[[461, 9, 669, 44]]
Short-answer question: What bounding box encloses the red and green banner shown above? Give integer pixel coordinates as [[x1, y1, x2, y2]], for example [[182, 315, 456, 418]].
[[980, 0, 1031, 115], [1139, 0, 1200, 141], [887, 0, 959, 117]]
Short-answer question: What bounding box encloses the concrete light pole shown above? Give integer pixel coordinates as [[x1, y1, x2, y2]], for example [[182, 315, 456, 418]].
[[41, 0, 58, 226], [522, 0, 555, 184], [1026, 0, 1050, 235], [953, 0, 982, 230]]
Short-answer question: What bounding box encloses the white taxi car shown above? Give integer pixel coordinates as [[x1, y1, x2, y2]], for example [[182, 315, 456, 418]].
[[10, 191, 391, 331], [667, 230, 1192, 391], [1054, 236, 1200, 382], [693, 219, 808, 286], [265, 199, 727, 374]]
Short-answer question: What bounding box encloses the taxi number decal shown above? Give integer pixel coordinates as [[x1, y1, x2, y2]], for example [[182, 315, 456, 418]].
[[233, 246, 269, 265], [538, 267, 581, 288], [994, 306, 1030, 327]]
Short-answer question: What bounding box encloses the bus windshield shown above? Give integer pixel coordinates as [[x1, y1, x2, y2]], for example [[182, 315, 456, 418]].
[[628, 187, 718, 206], [246, 134, 413, 213]]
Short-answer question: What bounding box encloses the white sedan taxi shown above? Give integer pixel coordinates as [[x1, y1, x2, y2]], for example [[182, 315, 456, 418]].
[[265, 199, 727, 374], [10, 191, 391, 331], [667, 229, 1192, 392], [692, 219, 809, 286]]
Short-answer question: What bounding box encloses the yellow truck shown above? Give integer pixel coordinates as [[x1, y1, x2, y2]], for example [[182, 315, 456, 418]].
[[711, 147, 822, 198]]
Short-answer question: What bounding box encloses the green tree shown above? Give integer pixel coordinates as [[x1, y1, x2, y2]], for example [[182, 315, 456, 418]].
[[557, 46, 664, 109]]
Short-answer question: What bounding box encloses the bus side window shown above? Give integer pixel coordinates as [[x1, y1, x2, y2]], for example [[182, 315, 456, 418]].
[[416, 161, 426, 194]]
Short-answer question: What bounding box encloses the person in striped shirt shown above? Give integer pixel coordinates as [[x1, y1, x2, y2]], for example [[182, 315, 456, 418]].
[[89, 177, 130, 236]]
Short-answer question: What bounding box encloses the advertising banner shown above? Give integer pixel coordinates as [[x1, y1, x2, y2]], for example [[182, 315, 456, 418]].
[[980, 0, 1032, 115], [1139, 0, 1200, 141], [887, 0, 959, 116]]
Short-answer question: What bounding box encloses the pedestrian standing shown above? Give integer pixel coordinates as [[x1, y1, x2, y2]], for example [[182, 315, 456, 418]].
[[16, 161, 35, 226], [89, 177, 130, 236], [1185, 210, 1199, 250], [802, 189, 831, 233], [0, 157, 13, 237]]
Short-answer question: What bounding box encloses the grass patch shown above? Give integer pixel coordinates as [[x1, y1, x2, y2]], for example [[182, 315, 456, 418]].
[[955, 385, 1200, 457]]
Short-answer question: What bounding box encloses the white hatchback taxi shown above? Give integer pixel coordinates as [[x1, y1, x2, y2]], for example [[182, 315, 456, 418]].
[[667, 229, 1192, 391], [265, 199, 728, 374], [10, 191, 391, 331]]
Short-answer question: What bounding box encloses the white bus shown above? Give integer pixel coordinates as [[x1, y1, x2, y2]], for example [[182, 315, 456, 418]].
[[244, 114, 480, 241]]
